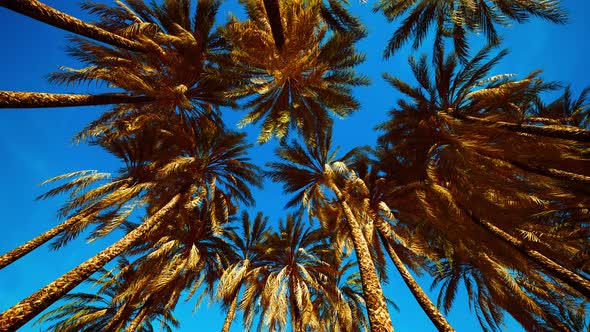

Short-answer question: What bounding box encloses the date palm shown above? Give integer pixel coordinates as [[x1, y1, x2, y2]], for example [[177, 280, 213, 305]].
[[260, 0, 366, 50], [374, 0, 567, 59], [240, 214, 334, 332], [0, 119, 179, 270], [314, 255, 373, 332], [35, 258, 179, 332], [220, 0, 368, 143], [266, 129, 394, 332], [346, 154, 455, 332], [375, 45, 590, 326], [1, 0, 234, 144], [108, 197, 235, 332], [216, 211, 271, 332], [0, 116, 261, 330], [0, 0, 145, 51]]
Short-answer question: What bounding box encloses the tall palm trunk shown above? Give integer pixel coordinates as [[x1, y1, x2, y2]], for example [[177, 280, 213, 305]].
[[0, 0, 146, 52], [262, 0, 285, 50], [471, 213, 590, 300], [444, 111, 590, 143], [0, 184, 131, 270], [374, 219, 455, 332], [329, 183, 394, 332], [220, 290, 239, 332], [0, 91, 154, 109], [0, 193, 181, 331]]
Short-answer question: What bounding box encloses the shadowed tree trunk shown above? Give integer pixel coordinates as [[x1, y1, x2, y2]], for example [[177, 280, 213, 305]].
[[0, 0, 146, 52], [444, 111, 590, 143], [220, 291, 239, 332], [464, 208, 590, 300], [102, 302, 129, 332], [0, 193, 181, 331], [0, 184, 131, 270], [0, 91, 154, 109], [124, 300, 151, 332], [375, 218, 455, 332], [329, 183, 395, 332], [262, 0, 285, 50]]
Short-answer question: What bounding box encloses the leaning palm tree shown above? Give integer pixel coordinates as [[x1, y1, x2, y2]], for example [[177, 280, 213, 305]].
[[266, 128, 394, 332], [374, 0, 567, 59], [0, 0, 146, 51], [1, 0, 233, 140], [0, 120, 175, 270], [0, 117, 262, 331], [346, 154, 455, 332], [219, 0, 369, 143], [109, 197, 235, 332], [240, 214, 334, 332], [216, 211, 271, 332], [374, 44, 590, 325], [35, 258, 179, 332]]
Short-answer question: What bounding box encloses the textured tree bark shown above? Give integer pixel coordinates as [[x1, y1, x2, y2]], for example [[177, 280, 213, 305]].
[[472, 214, 590, 300], [220, 291, 239, 332], [0, 184, 130, 270], [0, 91, 154, 109], [0, 0, 146, 52], [329, 183, 394, 332], [374, 218, 455, 332], [445, 112, 590, 142], [262, 0, 285, 50], [0, 193, 181, 331], [0, 216, 79, 271]]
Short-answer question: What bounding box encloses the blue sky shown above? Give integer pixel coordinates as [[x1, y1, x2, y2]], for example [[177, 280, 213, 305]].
[[0, 0, 589, 331]]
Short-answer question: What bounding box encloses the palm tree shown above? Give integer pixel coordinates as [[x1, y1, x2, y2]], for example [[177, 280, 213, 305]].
[[374, 45, 590, 326], [219, 0, 368, 143], [347, 154, 455, 332], [1, 0, 233, 141], [110, 198, 235, 332], [266, 129, 395, 332], [374, 0, 567, 59], [240, 214, 334, 332], [0, 120, 174, 270], [0, 117, 262, 330], [260, 0, 366, 50], [216, 211, 271, 332], [0, 0, 146, 51], [315, 254, 373, 332], [34, 258, 179, 332]]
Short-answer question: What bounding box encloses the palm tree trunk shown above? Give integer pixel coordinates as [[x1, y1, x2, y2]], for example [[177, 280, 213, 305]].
[[0, 183, 131, 270], [262, 0, 285, 50], [0, 215, 80, 270], [103, 302, 128, 332], [220, 291, 239, 332], [468, 211, 590, 300], [0, 193, 181, 331], [374, 219, 454, 332], [0, 91, 154, 109], [445, 111, 590, 142], [329, 183, 394, 332], [125, 303, 150, 332], [0, 0, 146, 52]]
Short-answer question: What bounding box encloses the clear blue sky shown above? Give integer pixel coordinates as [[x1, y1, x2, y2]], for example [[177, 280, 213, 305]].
[[0, 0, 589, 331]]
